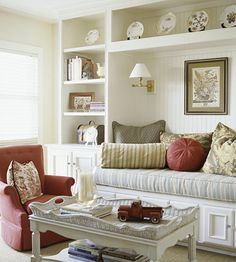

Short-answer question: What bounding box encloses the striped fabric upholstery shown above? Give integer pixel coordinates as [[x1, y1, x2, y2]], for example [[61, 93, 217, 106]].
[[94, 167, 236, 202], [101, 143, 166, 169]]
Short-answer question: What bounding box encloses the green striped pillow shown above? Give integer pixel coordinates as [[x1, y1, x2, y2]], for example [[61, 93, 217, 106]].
[[101, 143, 166, 169]]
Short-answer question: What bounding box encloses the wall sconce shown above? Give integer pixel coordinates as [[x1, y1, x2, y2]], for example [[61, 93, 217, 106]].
[[129, 63, 155, 93]]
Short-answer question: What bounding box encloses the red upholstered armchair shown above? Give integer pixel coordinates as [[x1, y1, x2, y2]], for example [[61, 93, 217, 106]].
[[0, 145, 75, 251]]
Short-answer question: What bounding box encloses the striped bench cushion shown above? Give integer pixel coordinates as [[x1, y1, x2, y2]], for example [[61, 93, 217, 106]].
[[94, 167, 236, 202], [101, 143, 166, 169]]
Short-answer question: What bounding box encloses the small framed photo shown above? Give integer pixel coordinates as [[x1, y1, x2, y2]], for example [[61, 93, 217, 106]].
[[69, 92, 95, 112], [184, 57, 228, 115]]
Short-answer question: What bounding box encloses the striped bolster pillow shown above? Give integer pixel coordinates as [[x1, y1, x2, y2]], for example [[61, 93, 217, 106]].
[[101, 143, 166, 169]]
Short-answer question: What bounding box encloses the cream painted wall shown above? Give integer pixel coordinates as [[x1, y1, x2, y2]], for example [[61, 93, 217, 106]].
[[0, 9, 57, 144]]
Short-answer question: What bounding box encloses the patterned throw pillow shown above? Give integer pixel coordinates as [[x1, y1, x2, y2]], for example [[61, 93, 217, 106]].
[[101, 143, 166, 169], [112, 120, 165, 144], [7, 160, 42, 204], [160, 131, 212, 154], [202, 122, 236, 176]]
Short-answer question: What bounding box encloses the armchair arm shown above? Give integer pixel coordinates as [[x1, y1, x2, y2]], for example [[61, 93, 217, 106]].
[[44, 175, 75, 196], [0, 181, 28, 226]]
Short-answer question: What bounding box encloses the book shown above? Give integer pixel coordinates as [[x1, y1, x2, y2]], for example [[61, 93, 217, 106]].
[[102, 247, 141, 261], [69, 239, 106, 256], [102, 254, 149, 262], [68, 254, 97, 262], [68, 247, 98, 260], [61, 203, 112, 218]]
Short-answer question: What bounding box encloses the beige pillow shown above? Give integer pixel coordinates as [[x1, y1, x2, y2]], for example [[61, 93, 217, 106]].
[[101, 143, 166, 169], [202, 122, 236, 176], [7, 160, 42, 204], [160, 131, 212, 154]]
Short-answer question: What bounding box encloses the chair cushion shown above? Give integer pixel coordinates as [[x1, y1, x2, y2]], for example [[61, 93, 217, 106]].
[[167, 138, 205, 171], [101, 143, 166, 169], [23, 194, 56, 214], [202, 122, 236, 176], [112, 120, 165, 143], [7, 160, 42, 204]]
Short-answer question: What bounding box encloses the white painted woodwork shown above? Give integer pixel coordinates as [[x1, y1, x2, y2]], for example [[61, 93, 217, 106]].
[[203, 206, 234, 247], [58, 0, 236, 143], [29, 197, 198, 262], [96, 185, 236, 255], [47, 148, 71, 177], [46, 144, 100, 176]]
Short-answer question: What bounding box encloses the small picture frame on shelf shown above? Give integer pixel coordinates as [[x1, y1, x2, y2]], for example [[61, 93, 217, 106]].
[[184, 57, 228, 115], [69, 92, 95, 112]]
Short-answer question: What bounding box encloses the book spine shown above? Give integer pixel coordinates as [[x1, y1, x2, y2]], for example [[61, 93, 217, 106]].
[[68, 248, 98, 260], [68, 254, 96, 262]]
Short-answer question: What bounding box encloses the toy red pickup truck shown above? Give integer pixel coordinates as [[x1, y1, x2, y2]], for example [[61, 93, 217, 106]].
[[117, 200, 164, 224]]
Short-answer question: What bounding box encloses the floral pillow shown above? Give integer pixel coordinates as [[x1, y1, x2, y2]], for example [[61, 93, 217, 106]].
[[202, 122, 236, 176], [160, 131, 212, 154], [7, 160, 42, 204]]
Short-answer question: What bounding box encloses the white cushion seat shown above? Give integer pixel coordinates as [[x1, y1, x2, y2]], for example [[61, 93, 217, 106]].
[[94, 167, 236, 202]]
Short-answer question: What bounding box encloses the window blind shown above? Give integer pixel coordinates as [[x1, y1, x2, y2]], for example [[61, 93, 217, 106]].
[[0, 50, 38, 144]]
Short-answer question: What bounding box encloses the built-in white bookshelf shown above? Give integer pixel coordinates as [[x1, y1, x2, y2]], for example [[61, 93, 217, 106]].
[[59, 0, 236, 144]]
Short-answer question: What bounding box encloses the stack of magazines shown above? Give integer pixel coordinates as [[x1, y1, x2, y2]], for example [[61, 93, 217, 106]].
[[60, 203, 112, 218], [68, 239, 150, 262], [89, 101, 105, 112]]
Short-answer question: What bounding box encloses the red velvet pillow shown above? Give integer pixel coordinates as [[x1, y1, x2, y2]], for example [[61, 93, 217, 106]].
[[167, 138, 205, 171]]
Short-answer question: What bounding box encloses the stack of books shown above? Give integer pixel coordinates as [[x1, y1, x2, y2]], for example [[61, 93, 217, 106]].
[[60, 203, 112, 218], [89, 101, 105, 112], [64, 56, 97, 81], [68, 239, 104, 261], [68, 239, 150, 262]]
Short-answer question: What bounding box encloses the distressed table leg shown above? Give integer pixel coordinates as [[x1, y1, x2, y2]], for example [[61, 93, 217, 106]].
[[188, 233, 197, 262], [31, 231, 41, 262]]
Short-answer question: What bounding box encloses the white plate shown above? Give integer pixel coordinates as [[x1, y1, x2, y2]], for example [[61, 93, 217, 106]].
[[85, 29, 99, 45], [220, 5, 236, 28], [156, 12, 176, 35], [127, 21, 144, 40], [187, 10, 208, 32]]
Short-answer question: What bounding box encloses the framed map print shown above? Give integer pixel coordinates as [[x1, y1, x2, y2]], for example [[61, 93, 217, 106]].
[[184, 57, 228, 115]]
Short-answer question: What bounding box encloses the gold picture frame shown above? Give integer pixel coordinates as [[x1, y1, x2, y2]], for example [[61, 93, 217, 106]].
[[69, 92, 95, 112], [184, 57, 228, 115]]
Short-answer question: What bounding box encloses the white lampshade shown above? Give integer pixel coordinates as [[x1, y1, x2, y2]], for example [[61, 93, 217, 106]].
[[129, 63, 151, 78]]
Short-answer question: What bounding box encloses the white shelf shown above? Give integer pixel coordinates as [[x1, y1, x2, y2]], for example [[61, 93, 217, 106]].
[[64, 111, 105, 116], [64, 78, 105, 85], [109, 27, 236, 54], [42, 248, 77, 262], [64, 44, 105, 54]]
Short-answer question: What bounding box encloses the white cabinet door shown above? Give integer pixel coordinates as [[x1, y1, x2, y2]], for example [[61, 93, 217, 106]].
[[47, 148, 72, 177], [72, 149, 98, 172], [203, 206, 234, 247]]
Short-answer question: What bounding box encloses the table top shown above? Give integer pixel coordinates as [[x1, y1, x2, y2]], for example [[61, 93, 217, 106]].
[[29, 196, 198, 241]]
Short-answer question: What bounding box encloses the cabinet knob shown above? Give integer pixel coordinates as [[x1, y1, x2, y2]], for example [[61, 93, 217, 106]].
[[67, 162, 70, 165], [72, 162, 76, 165]]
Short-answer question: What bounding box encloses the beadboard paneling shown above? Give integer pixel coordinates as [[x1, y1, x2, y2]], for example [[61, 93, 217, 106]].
[[149, 47, 236, 133]]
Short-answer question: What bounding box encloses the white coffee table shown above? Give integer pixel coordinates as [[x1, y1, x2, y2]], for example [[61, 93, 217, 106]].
[[29, 196, 198, 262]]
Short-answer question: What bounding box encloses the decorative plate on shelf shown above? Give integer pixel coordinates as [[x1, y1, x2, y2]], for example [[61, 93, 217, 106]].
[[127, 21, 144, 40], [187, 10, 208, 32], [220, 5, 236, 28], [156, 12, 176, 35], [85, 29, 99, 45]]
